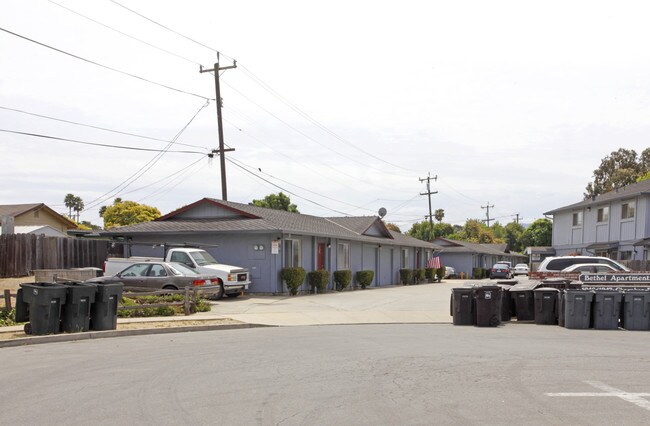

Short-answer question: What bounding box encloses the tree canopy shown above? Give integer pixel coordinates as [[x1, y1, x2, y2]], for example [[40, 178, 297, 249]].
[[63, 193, 84, 222], [252, 192, 299, 212], [101, 199, 161, 229], [521, 218, 552, 247], [585, 148, 650, 198], [385, 222, 401, 233]]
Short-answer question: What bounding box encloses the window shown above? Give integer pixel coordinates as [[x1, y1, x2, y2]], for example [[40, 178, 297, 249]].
[[337, 242, 350, 270], [149, 264, 167, 277], [401, 248, 409, 268], [621, 201, 635, 219], [597, 206, 609, 223], [572, 211, 583, 226], [619, 251, 633, 261], [284, 239, 301, 267], [170, 251, 193, 268]]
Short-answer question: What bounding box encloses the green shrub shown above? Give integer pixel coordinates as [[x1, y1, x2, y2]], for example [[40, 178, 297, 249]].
[[436, 266, 446, 282], [425, 268, 436, 282], [1, 309, 17, 327], [281, 267, 307, 295], [307, 269, 330, 292], [415, 268, 426, 284], [355, 270, 374, 289], [472, 267, 484, 279], [333, 270, 352, 291], [117, 293, 211, 318], [399, 268, 414, 285]]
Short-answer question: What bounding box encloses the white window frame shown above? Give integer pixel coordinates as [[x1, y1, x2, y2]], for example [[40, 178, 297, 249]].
[[337, 242, 350, 270], [284, 239, 302, 268], [597, 206, 609, 223], [621, 201, 636, 220], [401, 248, 409, 268], [572, 211, 583, 227]]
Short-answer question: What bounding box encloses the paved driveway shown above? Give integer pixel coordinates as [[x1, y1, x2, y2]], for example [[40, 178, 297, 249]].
[[207, 280, 474, 325]]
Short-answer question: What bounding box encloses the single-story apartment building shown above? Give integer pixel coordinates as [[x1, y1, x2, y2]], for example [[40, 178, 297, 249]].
[[101, 198, 442, 294], [432, 237, 527, 277]]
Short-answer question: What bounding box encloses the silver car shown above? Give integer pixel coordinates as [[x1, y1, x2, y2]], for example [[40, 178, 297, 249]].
[[88, 261, 223, 297]]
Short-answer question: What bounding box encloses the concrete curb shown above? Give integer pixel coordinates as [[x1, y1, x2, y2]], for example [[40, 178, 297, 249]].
[[0, 323, 275, 349]]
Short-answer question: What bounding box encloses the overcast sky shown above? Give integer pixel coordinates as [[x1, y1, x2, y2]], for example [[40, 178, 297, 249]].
[[2, 0, 649, 230]]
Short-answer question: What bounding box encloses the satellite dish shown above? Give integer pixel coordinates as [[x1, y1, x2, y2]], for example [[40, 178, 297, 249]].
[[378, 207, 387, 218]]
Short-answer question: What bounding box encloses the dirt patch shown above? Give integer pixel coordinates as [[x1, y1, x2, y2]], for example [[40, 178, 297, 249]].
[[0, 277, 34, 292]]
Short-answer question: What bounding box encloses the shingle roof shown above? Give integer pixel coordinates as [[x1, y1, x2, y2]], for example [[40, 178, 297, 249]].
[[434, 238, 524, 257], [102, 198, 441, 249], [0, 203, 77, 228], [544, 178, 650, 215]]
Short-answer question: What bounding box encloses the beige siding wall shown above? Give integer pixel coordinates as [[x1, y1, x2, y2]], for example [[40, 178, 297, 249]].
[[16, 211, 70, 233]]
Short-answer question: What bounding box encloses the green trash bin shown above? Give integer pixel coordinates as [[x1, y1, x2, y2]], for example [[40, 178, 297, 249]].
[[534, 287, 560, 325], [90, 281, 123, 331], [510, 285, 536, 321], [61, 282, 98, 333], [19, 282, 67, 335], [473, 285, 502, 327], [14, 287, 30, 323]]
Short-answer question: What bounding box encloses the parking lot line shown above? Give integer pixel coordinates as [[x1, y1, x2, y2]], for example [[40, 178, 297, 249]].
[[546, 381, 650, 411]]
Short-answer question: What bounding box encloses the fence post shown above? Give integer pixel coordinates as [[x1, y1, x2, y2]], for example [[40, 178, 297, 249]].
[[192, 287, 199, 312], [3, 289, 11, 311], [184, 286, 191, 316]]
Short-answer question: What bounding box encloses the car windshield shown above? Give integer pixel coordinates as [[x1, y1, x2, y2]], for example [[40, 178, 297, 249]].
[[190, 251, 218, 266], [168, 263, 200, 276], [493, 264, 507, 269]]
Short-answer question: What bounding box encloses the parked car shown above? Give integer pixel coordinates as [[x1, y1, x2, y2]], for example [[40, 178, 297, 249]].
[[444, 266, 457, 279], [513, 263, 529, 276], [561, 263, 619, 274], [538, 256, 630, 272], [489, 263, 512, 279], [496, 261, 512, 269], [88, 261, 223, 297]]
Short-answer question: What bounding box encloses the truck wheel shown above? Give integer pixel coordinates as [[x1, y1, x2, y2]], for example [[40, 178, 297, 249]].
[[213, 280, 225, 300]]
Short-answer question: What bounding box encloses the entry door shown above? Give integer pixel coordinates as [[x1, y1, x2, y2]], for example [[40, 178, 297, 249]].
[[317, 243, 326, 270]]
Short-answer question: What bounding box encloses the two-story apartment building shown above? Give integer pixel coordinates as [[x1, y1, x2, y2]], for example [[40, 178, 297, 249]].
[[544, 179, 650, 261]]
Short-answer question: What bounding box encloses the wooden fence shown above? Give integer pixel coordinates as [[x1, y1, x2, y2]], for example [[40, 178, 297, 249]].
[[0, 234, 112, 278]]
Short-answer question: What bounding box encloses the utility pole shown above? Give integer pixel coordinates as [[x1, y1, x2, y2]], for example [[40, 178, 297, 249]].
[[200, 57, 237, 200], [419, 173, 438, 237], [514, 213, 522, 224], [481, 202, 494, 227]]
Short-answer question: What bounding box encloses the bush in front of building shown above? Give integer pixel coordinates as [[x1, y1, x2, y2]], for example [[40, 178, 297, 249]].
[[472, 267, 484, 279], [355, 270, 374, 289], [307, 269, 330, 292], [399, 268, 414, 285], [436, 266, 446, 282], [425, 267, 436, 282], [415, 268, 426, 284], [281, 267, 307, 295], [333, 270, 352, 291]]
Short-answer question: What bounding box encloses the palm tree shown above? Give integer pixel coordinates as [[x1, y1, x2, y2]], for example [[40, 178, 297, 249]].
[[434, 209, 445, 223], [64, 193, 76, 218], [73, 196, 84, 222]]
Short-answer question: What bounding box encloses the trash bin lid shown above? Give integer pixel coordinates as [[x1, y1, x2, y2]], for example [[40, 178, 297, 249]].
[[510, 281, 538, 291], [534, 287, 560, 292]]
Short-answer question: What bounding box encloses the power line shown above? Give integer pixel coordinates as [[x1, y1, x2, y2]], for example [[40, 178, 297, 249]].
[[47, 0, 203, 66], [0, 129, 206, 154], [0, 26, 212, 101], [0, 105, 209, 151]]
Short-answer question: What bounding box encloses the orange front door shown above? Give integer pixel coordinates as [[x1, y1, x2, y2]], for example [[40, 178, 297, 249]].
[[317, 243, 326, 270]]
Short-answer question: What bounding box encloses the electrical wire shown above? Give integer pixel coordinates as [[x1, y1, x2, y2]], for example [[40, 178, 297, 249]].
[[0, 26, 212, 101], [0, 129, 205, 154], [0, 105, 209, 151], [47, 0, 203, 66]]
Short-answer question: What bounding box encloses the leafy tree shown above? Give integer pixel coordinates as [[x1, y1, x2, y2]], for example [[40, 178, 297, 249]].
[[585, 148, 650, 198], [521, 218, 552, 247], [434, 209, 445, 223], [491, 222, 505, 240], [406, 221, 434, 241], [504, 222, 525, 252], [385, 222, 401, 233], [102, 199, 161, 229], [446, 219, 503, 244], [79, 220, 102, 230], [252, 192, 299, 212]]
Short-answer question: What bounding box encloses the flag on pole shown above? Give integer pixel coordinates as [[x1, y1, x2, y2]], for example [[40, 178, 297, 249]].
[[427, 255, 442, 269]]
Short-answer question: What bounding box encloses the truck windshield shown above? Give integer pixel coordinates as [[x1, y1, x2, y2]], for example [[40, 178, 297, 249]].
[[190, 250, 218, 266]]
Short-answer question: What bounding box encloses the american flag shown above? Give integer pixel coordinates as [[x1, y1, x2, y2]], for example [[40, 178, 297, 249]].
[[427, 256, 442, 269]]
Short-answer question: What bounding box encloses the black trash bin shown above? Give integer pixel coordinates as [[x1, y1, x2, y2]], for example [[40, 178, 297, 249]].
[[564, 290, 594, 329], [534, 287, 560, 325], [473, 286, 502, 327], [19, 282, 67, 335], [622, 290, 650, 331], [497, 284, 514, 321], [90, 281, 123, 331], [510, 284, 536, 321], [592, 290, 622, 330], [450, 287, 475, 325], [14, 287, 30, 323], [61, 282, 98, 333], [558, 290, 566, 327]]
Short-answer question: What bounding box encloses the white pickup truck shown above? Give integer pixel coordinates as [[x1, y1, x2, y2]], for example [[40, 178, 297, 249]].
[[104, 247, 251, 299]]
